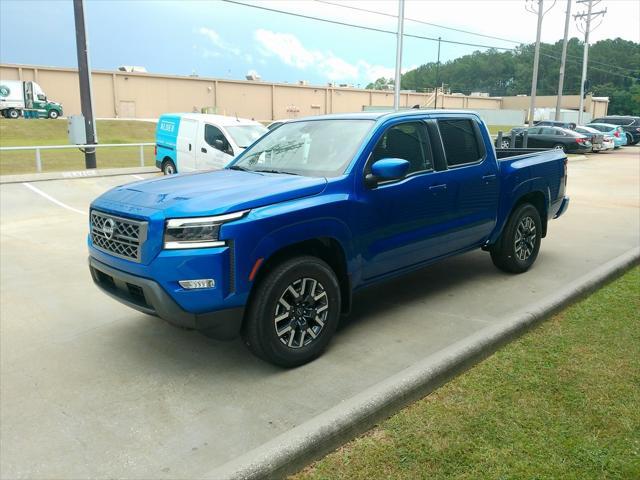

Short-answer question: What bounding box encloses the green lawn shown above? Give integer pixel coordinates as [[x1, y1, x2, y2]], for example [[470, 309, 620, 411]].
[[293, 267, 640, 480], [0, 119, 157, 174]]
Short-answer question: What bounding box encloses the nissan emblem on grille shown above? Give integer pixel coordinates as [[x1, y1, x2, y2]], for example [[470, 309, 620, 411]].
[[103, 218, 115, 240], [90, 210, 148, 262]]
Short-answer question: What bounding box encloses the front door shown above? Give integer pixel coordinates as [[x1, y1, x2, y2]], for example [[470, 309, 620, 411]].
[[196, 123, 234, 170], [357, 121, 456, 280]]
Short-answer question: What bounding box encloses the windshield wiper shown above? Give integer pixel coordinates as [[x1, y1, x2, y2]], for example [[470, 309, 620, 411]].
[[254, 169, 300, 176], [228, 165, 250, 171]]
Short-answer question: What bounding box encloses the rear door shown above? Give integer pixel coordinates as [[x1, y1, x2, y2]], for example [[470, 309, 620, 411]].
[[196, 123, 235, 170], [434, 117, 499, 250], [176, 118, 197, 172]]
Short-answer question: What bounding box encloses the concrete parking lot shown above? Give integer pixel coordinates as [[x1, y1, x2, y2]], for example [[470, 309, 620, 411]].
[[1, 148, 639, 479]]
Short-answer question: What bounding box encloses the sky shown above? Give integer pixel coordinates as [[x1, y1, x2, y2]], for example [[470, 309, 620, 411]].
[[1, 0, 638, 88]]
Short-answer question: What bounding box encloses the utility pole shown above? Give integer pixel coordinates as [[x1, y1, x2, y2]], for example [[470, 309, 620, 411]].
[[434, 37, 441, 109], [575, 0, 606, 124], [555, 0, 572, 120], [73, 0, 97, 169], [393, 0, 405, 111], [525, 0, 555, 126]]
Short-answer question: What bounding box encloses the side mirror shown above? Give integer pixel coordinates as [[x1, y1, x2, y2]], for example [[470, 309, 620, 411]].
[[214, 139, 224, 148], [365, 158, 410, 187]]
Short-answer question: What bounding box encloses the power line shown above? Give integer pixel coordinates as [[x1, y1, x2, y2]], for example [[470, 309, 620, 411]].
[[221, 0, 517, 51], [317, 0, 636, 75], [222, 0, 638, 81], [313, 0, 524, 45]]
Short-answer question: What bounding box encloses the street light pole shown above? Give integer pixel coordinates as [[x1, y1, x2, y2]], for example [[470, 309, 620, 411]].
[[73, 0, 97, 169], [393, 0, 405, 111], [527, 0, 545, 126], [575, 0, 606, 124], [555, 0, 572, 121], [434, 36, 441, 109]]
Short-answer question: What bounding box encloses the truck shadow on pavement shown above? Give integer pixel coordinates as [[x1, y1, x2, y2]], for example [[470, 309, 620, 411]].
[[105, 249, 509, 377]]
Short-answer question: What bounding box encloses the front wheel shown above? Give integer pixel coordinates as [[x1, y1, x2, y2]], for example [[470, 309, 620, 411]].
[[242, 256, 341, 367], [7, 109, 19, 119], [48, 110, 59, 119], [161, 159, 176, 175], [490, 203, 542, 274]]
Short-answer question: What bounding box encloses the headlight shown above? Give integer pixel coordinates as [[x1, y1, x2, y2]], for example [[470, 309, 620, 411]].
[[164, 210, 248, 249]]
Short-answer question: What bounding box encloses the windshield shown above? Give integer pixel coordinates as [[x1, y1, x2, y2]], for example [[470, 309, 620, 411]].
[[231, 119, 374, 177], [226, 125, 268, 148]]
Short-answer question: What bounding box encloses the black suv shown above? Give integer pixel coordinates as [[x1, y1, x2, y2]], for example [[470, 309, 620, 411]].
[[591, 116, 640, 145]]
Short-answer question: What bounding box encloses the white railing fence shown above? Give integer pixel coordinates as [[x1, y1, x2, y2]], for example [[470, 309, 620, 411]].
[[0, 143, 155, 173]]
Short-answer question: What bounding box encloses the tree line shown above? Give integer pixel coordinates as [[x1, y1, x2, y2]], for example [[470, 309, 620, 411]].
[[368, 38, 639, 115]]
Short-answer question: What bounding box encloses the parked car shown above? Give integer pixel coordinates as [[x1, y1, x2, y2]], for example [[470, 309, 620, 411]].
[[574, 126, 607, 152], [89, 110, 569, 367], [586, 123, 627, 148], [498, 126, 592, 153], [155, 113, 268, 175], [591, 115, 640, 145], [534, 120, 576, 130]]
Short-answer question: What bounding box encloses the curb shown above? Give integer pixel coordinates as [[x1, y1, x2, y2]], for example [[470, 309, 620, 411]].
[[207, 247, 640, 480], [0, 166, 158, 184]]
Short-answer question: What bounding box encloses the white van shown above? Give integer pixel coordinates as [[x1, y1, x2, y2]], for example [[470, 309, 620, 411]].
[[155, 113, 268, 174]]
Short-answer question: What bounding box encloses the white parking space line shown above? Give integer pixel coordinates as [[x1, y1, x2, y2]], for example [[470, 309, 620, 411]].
[[130, 174, 146, 180], [22, 182, 86, 215]]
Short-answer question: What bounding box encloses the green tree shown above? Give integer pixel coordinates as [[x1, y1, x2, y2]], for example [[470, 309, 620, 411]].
[[366, 77, 394, 90]]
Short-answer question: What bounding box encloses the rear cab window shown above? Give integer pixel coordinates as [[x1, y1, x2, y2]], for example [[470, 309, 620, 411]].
[[437, 118, 486, 168]]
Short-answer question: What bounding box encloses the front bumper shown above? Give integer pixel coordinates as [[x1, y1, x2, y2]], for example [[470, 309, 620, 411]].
[[89, 256, 244, 340]]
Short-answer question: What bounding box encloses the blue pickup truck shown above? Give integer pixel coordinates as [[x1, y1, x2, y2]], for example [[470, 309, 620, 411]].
[[89, 110, 569, 367]]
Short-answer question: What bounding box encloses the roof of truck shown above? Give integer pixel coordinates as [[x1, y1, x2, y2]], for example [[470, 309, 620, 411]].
[[282, 109, 482, 123]]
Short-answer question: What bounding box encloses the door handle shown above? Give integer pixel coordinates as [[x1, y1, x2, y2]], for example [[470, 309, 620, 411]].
[[429, 184, 447, 192], [482, 174, 497, 183], [201, 147, 207, 153]]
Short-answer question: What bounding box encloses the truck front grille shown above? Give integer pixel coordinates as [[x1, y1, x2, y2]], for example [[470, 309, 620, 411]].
[[90, 210, 148, 262]]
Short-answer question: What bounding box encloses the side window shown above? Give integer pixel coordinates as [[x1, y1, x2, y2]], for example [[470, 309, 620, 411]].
[[540, 127, 556, 135], [371, 122, 432, 175], [438, 119, 483, 167], [527, 127, 540, 135], [205, 124, 232, 154]]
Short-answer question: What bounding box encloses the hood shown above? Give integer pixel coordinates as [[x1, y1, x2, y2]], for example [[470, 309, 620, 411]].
[[95, 169, 328, 217]]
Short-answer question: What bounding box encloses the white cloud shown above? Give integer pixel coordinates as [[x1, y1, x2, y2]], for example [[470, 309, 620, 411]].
[[254, 28, 396, 82], [198, 27, 241, 56]]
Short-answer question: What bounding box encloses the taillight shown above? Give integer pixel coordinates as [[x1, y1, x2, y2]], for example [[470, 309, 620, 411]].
[[564, 158, 568, 186], [154, 144, 157, 156], [636, 127, 640, 133], [576, 138, 585, 144], [614, 131, 620, 137]]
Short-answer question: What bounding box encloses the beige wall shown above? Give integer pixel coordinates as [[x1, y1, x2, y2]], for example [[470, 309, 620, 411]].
[[0, 63, 608, 121], [501, 94, 609, 118]]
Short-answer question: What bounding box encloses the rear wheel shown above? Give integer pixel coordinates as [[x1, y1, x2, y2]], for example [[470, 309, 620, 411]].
[[553, 143, 566, 153], [490, 203, 542, 274], [161, 159, 176, 175], [242, 256, 341, 367]]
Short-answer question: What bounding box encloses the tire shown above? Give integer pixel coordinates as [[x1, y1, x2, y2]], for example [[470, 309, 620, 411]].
[[553, 143, 566, 152], [626, 133, 633, 146], [161, 159, 176, 175], [490, 203, 542, 274], [500, 139, 511, 149], [7, 109, 19, 119], [242, 256, 341, 368], [48, 110, 59, 119]]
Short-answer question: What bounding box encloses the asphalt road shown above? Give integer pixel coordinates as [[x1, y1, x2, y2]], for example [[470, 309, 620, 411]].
[[1, 148, 639, 479]]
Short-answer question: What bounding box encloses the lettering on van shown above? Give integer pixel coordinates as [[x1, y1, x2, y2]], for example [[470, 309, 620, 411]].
[[159, 121, 177, 133]]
